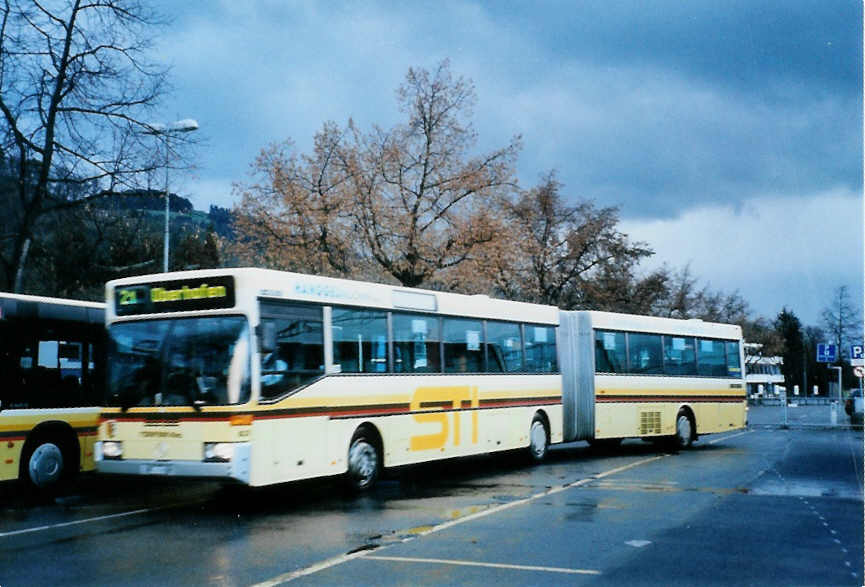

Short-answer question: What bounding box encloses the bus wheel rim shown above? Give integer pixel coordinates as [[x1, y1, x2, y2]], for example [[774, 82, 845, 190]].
[[530, 420, 547, 458], [349, 440, 377, 485], [29, 443, 64, 487], [677, 415, 692, 446]]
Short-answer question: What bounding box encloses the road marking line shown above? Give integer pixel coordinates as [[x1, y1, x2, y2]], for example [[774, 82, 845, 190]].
[[252, 549, 376, 586], [252, 454, 664, 585], [707, 430, 751, 445], [0, 507, 160, 538], [0, 498, 203, 538], [365, 555, 601, 576]]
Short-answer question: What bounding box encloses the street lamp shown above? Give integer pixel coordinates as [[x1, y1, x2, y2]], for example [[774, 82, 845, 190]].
[[142, 119, 199, 273]]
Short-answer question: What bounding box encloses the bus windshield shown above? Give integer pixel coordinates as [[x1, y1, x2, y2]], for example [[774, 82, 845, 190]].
[[107, 316, 251, 409]]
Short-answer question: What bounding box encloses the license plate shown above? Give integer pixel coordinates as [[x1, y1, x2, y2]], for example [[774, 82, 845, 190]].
[[141, 464, 173, 475]]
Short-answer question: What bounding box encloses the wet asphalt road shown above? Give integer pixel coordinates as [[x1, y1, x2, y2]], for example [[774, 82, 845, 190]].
[[1, 407, 862, 586]]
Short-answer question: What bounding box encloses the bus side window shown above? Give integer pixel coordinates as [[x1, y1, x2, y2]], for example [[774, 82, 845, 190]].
[[595, 330, 625, 373], [662, 336, 697, 376], [697, 339, 727, 377], [259, 305, 325, 400], [725, 341, 742, 377], [443, 318, 483, 373], [331, 308, 388, 374], [627, 332, 663, 375], [392, 313, 441, 373], [525, 325, 557, 373], [486, 321, 523, 372]]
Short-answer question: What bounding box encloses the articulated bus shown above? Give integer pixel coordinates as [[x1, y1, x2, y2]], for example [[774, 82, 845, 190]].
[[95, 269, 746, 489], [0, 293, 105, 490]]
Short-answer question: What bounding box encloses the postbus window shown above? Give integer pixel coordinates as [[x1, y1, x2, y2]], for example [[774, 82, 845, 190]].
[[443, 318, 483, 373], [525, 325, 558, 373], [595, 330, 626, 373], [627, 332, 663, 375], [486, 321, 523, 372], [392, 313, 441, 373], [332, 308, 388, 373], [697, 339, 727, 377], [260, 310, 323, 399], [725, 341, 742, 377], [663, 336, 697, 376]]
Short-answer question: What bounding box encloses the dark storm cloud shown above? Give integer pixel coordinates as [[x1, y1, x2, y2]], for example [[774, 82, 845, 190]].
[[488, 0, 862, 218]]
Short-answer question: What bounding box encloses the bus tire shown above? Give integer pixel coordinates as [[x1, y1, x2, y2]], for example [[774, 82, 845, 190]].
[[346, 429, 380, 492], [22, 440, 65, 491], [527, 414, 549, 463], [673, 409, 695, 450]]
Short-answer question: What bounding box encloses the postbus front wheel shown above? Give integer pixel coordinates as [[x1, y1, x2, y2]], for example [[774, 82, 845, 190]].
[[22, 441, 65, 491]]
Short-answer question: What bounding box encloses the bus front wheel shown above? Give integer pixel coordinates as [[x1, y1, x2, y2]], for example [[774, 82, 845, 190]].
[[23, 441, 65, 490], [346, 430, 380, 492]]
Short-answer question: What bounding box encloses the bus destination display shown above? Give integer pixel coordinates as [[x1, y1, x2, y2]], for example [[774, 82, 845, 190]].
[[114, 276, 235, 315]]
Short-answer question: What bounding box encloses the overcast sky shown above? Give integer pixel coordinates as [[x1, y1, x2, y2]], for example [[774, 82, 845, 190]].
[[150, 0, 863, 327]]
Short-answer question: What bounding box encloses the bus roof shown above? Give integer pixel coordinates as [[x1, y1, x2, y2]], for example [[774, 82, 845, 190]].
[[574, 310, 742, 339], [0, 292, 104, 324], [106, 268, 560, 324]]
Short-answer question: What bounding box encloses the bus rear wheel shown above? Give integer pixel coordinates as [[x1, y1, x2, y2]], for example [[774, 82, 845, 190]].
[[673, 410, 695, 450], [346, 430, 380, 492], [527, 415, 549, 463]]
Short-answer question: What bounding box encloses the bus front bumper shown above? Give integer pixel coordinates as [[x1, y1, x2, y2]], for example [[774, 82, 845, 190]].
[[94, 442, 250, 484]]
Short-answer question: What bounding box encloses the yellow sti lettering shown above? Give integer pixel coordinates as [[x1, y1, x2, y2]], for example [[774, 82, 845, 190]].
[[409, 386, 479, 451], [151, 283, 227, 303]]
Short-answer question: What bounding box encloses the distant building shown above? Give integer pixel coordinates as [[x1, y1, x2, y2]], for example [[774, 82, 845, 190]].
[[744, 343, 784, 397]]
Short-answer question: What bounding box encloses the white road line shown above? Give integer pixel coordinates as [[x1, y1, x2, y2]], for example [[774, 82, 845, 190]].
[[251, 549, 376, 587], [365, 555, 602, 576], [0, 507, 160, 538], [0, 498, 204, 538], [252, 454, 664, 586], [707, 430, 752, 444]]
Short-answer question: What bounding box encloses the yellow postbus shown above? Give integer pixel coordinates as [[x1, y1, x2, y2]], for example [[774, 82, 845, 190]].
[[95, 269, 745, 490], [0, 293, 104, 490]]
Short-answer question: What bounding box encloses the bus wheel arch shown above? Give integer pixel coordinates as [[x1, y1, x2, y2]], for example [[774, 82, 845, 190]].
[[20, 421, 80, 490], [674, 406, 696, 449], [527, 411, 550, 463], [346, 423, 382, 492]]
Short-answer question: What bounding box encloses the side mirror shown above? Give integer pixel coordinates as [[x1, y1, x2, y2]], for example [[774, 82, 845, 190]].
[[258, 321, 277, 354]]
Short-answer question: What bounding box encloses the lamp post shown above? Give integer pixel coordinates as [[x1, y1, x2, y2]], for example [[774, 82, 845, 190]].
[[142, 119, 199, 273]]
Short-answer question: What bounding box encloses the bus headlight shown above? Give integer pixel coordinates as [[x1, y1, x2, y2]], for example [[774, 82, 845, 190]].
[[203, 442, 234, 462], [101, 441, 124, 460]]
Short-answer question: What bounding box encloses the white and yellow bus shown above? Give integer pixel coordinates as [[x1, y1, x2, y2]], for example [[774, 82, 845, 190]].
[[0, 293, 105, 490], [95, 269, 745, 489]]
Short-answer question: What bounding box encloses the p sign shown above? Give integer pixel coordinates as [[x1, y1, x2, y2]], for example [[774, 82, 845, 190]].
[[850, 344, 864, 366], [817, 343, 838, 363]]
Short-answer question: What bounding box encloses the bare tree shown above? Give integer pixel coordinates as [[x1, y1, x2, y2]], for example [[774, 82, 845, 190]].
[[348, 60, 520, 287], [476, 171, 654, 308], [821, 285, 862, 362], [232, 60, 520, 288], [232, 125, 358, 277], [0, 0, 179, 291]]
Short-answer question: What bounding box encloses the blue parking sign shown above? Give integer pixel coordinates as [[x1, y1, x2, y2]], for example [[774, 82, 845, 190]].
[[817, 343, 838, 362], [851, 344, 864, 361]]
